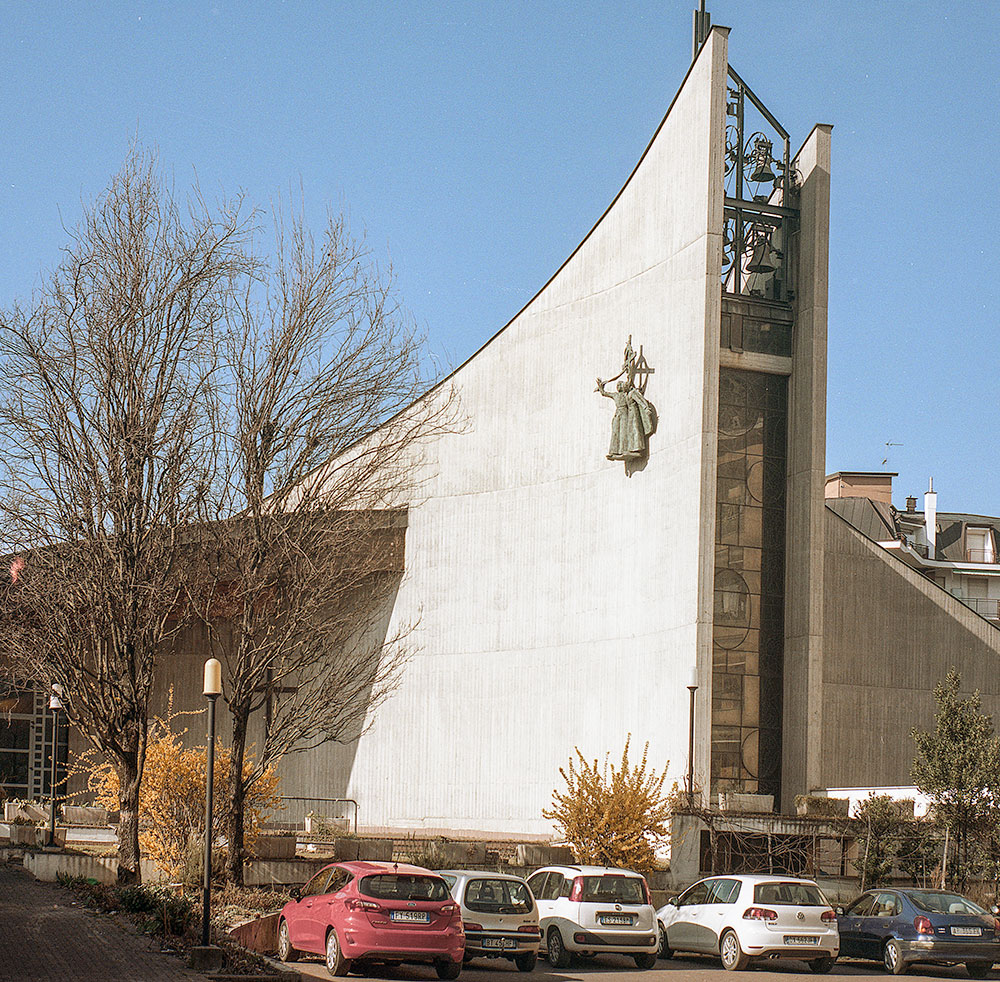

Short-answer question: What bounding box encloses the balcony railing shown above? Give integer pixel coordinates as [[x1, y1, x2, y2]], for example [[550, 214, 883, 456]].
[[966, 549, 996, 564], [961, 597, 1000, 621]]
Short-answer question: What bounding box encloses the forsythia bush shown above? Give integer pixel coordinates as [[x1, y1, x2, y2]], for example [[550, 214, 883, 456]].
[[543, 735, 671, 873], [86, 694, 281, 880]]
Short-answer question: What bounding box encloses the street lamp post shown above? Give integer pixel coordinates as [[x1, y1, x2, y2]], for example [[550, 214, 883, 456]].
[[47, 684, 64, 847], [202, 658, 222, 948], [687, 668, 698, 807]]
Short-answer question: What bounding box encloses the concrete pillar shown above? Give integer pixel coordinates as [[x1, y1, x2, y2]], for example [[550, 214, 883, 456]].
[[782, 123, 832, 808]]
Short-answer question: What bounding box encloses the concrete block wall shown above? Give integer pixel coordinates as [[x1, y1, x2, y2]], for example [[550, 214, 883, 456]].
[[821, 510, 1000, 790]]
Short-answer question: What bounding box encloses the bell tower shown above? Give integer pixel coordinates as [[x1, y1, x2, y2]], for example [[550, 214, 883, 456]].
[[710, 54, 831, 808]]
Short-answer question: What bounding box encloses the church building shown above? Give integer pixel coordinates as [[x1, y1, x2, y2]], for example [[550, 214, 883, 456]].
[[314, 24, 831, 832], [6, 22, 1000, 843]]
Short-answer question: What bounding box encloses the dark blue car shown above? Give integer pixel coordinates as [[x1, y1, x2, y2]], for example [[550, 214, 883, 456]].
[[837, 888, 1000, 977]]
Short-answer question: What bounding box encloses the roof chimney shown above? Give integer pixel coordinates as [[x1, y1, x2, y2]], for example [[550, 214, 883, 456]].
[[905, 496, 917, 513], [924, 478, 937, 559]]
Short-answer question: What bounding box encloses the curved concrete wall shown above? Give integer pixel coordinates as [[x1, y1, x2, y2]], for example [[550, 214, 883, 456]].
[[296, 31, 731, 834]]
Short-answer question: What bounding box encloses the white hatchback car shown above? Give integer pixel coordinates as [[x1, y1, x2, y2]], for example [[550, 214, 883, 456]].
[[437, 870, 541, 971], [657, 874, 839, 972], [526, 865, 659, 968]]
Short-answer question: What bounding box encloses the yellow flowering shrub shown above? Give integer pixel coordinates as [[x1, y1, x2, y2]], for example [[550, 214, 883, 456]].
[[86, 694, 281, 880], [543, 735, 670, 874]]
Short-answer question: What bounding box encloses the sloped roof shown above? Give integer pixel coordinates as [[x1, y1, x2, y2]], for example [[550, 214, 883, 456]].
[[825, 497, 898, 542], [898, 510, 1000, 563]]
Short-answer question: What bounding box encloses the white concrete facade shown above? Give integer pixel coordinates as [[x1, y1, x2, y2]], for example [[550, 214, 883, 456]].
[[304, 30, 734, 835]]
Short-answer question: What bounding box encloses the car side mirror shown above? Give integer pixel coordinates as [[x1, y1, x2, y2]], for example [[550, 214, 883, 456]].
[[667, 897, 679, 907], [835, 906, 844, 915], [290, 887, 301, 901]]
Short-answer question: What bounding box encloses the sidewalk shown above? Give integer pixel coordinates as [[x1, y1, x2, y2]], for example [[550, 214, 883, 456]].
[[0, 864, 207, 981]]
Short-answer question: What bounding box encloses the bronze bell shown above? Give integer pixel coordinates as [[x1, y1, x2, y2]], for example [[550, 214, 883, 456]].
[[748, 136, 777, 183], [746, 238, 776, 274]]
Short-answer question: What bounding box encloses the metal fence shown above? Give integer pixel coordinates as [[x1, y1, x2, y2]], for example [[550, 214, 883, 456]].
[[961, 597, 1000, 621], [266, 796, 358, 835], [965, 549, 996, 564]]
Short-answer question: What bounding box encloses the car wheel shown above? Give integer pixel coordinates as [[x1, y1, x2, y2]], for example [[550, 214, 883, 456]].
[[808, 957, 835, 974], [546, 927, 571, 969], [514, 952, 537, 972], [436, 960, 462, 980], [325, 927, 352, 977], [883, 939, 907, 975], [633, 952, 657, 969], [658, 923, 673, 960], [277, 919, 299, 963], [967, 962, 992, 979], [719, 929, 749, 972]]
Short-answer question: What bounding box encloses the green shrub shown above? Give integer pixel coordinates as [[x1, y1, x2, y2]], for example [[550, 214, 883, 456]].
[[179, 833, 228, 888], [142, 891, 195, 936], [57, 876, 195, 938], [118, 884, 160, 914]]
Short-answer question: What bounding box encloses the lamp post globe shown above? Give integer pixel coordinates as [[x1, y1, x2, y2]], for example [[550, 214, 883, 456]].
[[203, 658, 222, 697]]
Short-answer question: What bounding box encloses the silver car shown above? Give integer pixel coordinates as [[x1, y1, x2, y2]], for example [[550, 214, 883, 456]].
[[437, 870, 540, 971]]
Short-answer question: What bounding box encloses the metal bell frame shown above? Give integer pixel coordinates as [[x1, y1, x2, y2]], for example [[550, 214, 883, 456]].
[[722, 66, 799, 302]]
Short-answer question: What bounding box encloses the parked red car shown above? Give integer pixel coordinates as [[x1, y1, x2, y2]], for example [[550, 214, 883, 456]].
[[278, 861, 465, 978]]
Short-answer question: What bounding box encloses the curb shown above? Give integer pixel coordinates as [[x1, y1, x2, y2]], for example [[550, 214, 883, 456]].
[[208, 976, 298, 981]]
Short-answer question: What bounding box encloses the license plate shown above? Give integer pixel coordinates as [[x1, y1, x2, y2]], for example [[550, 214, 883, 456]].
[[390, 910, 430, 923], [952, 926, 982, 937], [599, 914, 635, 926], [784, 936, 819, 946], [482, 938, 517, 949]]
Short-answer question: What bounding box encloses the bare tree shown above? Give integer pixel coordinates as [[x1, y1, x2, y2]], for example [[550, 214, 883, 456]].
[[199, 207, 457, 883], [0, 149, 249, 883]]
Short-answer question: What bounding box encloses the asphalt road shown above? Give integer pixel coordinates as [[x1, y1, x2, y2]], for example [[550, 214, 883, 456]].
[[275, 951, 993, 981]]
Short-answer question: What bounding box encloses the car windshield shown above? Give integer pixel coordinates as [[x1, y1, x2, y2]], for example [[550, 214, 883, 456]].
[[580, 875, 645, 904], [909, 892, 986, 915], [465, 878, 532, 913], [753, 882, 827, 906], [360, 874, 449, 902]]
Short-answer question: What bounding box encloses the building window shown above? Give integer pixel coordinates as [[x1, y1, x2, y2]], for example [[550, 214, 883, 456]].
[[0, 684, 35, 797], [0, 683, 66, 800], [712, 369, 787, 801], [966, 528, 995, 564], [965, 577, 989, 600]]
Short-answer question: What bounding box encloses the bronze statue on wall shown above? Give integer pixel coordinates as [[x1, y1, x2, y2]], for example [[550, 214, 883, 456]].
[[596, 336, 656, 472]]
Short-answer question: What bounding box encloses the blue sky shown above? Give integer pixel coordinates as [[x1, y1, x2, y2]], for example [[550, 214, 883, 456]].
[[2, 1, 997, 513]]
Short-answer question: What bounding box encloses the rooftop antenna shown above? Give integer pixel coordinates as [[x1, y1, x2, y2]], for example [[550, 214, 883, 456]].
[[882, 441, 902, 468], [692, 0, 711, 62]]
